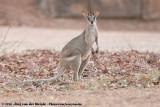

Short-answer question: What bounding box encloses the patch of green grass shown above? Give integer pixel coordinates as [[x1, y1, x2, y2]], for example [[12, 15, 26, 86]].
[[87, 86, 96, 90], [65, 85, 71, 89]]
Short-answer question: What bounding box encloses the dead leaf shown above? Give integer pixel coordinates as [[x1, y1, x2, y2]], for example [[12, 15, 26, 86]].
[[76, 82, 83, 87], [129, 78, 136, 83], [5, 93, 9, 97], [142, 77, 147, 80]]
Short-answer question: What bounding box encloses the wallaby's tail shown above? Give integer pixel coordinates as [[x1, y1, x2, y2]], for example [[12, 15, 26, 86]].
[[7, 67, 65, 85]]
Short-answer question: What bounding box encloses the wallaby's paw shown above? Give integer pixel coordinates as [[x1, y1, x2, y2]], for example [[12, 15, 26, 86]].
[[96, 48, 99, 53], [96, 50, 99, 53], [92, 51, 95, 55]]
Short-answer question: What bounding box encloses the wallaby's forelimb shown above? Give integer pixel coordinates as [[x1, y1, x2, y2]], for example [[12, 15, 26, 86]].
[[8, 67, 64, 85], [95, 36, 99, 53]]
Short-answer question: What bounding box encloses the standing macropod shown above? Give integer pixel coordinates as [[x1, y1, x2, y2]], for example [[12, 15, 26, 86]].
[[10, 10, 100, 84]]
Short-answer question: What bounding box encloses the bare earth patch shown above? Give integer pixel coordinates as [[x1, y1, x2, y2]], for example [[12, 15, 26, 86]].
[[1, 27, 160, 54], [0, 87, 160, 107], [0, 50, 159, 107]]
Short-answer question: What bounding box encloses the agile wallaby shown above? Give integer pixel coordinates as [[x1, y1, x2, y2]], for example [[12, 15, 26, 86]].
[[9, 10, 100, 84]]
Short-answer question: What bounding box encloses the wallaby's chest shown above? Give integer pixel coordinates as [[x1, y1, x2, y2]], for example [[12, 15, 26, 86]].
[[88, 27, 98, 35], [81, 26, 98, 60], [86, 26, 98, 44]]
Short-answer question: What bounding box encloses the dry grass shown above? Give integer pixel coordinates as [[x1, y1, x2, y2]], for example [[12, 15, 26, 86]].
[[0, 50, 159, 107], [0, 27, 9, 53], [0, 27, 23, 55]]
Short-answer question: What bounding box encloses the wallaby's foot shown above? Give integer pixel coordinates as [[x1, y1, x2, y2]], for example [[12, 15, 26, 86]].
[[73, 70, 79, 82], [73, 78, 78, 82], [78, 75, 82, 80], [74, 78, 82, 83], [73, 75, 82, 82]]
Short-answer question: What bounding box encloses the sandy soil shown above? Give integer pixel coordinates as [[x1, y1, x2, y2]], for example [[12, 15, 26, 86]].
[[0, 87, 160, 107], [0, 26, 160, 54]]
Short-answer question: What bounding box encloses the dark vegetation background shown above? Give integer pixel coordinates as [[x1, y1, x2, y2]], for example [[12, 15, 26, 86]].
[[0, 0, 160, 31]]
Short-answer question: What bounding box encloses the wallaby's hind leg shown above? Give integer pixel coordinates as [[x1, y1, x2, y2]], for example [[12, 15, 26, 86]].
[[71, 54, 81, 82], [78, 54, 91, 79], [61, 49, 82, 82]]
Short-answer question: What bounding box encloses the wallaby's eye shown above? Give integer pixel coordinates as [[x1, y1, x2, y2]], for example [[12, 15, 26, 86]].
[[88, 17, 90, 20]]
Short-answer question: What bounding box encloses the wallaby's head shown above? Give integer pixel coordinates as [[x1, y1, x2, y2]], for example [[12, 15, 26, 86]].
[[82, 10, 100, 26]]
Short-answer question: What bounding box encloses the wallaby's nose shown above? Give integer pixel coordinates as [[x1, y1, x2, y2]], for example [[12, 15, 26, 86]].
[[91, 21, 93, 24]]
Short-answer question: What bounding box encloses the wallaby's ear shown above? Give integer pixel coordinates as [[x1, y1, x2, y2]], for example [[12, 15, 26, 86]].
[[94, 10, 100, 17], [82, 10, 88, 17]]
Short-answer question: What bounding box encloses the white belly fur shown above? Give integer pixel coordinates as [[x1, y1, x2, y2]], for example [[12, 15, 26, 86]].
[[65, 55, 77, 61]]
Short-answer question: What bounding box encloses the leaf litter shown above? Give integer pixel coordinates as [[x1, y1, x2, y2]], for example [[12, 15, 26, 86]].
[[0, 50, 159, 95]]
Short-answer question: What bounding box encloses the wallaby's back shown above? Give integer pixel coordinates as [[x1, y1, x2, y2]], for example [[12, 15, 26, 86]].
[[60, 30, 91, 61]]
